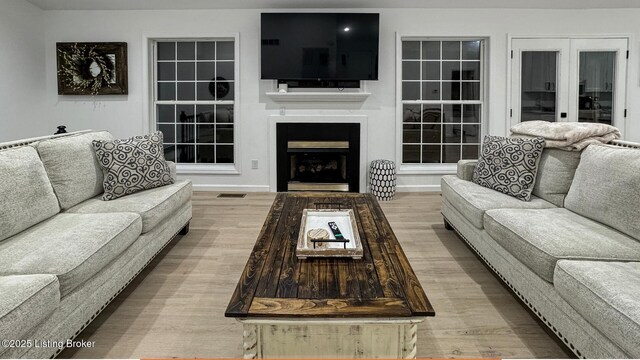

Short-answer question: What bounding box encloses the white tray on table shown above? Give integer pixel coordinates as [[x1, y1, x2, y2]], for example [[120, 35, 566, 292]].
[[296, 209, 363, 259]]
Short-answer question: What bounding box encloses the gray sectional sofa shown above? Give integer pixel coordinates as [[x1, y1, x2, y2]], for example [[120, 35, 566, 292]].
[[0, 130, 192, 359], [442, 141, 640, 358]]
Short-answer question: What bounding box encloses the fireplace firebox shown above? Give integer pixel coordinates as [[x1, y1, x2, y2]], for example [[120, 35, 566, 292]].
[[277, 123, 360, 192]]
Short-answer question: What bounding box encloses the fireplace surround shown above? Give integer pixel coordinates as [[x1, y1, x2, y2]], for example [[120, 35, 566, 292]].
[[276, 123, 360, 192]]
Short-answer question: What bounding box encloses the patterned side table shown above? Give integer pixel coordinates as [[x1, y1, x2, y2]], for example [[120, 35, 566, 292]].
[[369, 160, 397, 201]]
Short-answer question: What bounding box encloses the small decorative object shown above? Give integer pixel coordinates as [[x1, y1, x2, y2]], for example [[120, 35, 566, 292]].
[[56, 42, 128, 95], [297, 209, 363, 259], [54, 125, 68, 135], [472, 135, 545, 201], [278, 83, 288, 93], [369, 159, 396, 201]]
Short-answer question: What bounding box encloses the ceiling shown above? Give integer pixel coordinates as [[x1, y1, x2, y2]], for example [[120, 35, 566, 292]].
[[24, 0, 640, 10]]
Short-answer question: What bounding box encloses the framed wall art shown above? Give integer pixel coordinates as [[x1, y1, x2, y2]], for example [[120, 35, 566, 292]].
[[56, 42, 128, 95]]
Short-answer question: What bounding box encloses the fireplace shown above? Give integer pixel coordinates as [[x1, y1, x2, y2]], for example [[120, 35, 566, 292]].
[[277, 123, 360, 192]]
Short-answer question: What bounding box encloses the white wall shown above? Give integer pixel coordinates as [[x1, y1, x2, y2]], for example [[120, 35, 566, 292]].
[[0, 0, 46, 142], [35, 8, 640, 190]]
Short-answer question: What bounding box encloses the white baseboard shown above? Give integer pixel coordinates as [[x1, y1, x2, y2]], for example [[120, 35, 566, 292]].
[[395, 184, 441, 192], [192, 184, 271, 192]]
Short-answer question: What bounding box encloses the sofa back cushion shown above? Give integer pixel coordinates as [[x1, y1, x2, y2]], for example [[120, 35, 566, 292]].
[[35, 131, 113, 210], [565, 144, 640, 240], [0, 147, 60, 242], [531, 149, 582, 207]]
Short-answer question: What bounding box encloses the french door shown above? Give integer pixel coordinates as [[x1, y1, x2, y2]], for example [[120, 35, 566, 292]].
[[511, 37, 628, 129]]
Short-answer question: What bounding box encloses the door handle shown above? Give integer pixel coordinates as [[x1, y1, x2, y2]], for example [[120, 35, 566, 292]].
[[560, 112, 567, 118]]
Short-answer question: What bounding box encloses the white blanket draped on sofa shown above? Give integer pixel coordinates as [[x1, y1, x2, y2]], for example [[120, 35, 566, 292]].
[[510, 120, 621, 151]]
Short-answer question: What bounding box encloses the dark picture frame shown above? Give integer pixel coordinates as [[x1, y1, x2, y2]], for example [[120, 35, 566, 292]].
[[56, 42, 128, 95]]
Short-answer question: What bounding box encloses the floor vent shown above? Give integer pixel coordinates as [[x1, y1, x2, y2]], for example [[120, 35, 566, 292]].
[[217, 193, 247, 198]]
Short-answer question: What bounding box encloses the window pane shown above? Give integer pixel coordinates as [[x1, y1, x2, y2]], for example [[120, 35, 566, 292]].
[[217, 41, 234, 60], [197, 82, 215, 101], [216, 145, 234, 163], [157, 62, 175, 81], [442, 61, 461, 80], [422, 41, 440, 60], [216, 105, 234, 123], [422, 145, 441, 163], [176, 104, 195, 123], [521, 51, 557, 122], [217, 82, 234, 101], [177, 82, 195, 101], [402, 61, 420, 80], [422, 61, 440, 80], [462, 41, 481, 60], [443, 145, 461, 163], [157, 104, 174, 123], [157, 42, 175, 60], [423, 105, 442, 123], [176, 145, 195, 163], [578, 51, 615, 125], [422, 123, 441, 143], [462, 124, 480, 143], [197, 62, 216, 81], [463, 104, 481, 123], [462, 145, 480, 159], [158, 124, 175, 143], [442, 41, 460, 60], [163, 144, 175, 162], [216, 124, 234, 143], [422, 82, 439, 100], [403, 124, 421, 143], [196, 125, 215, 143], [402, 82, 420, 100], [217, 62, 234, 80], [403, 104, 421, 122], [443, 124, 461, 143], [157, 82, 175, 101], [462, 61, 480, 80], [402, 41, 420, 59], [402, 145, 420, 163], [177, 42, 195, 60], [442, 81, 460, 100], [177, 124, 195, 143], [177, 62, 195, 80], [196, 105, 215, 123], [197, 42, 216, 60], [196, 145, 215, 163], [443, 104, 461, 123], [462, 82, 480, 100]]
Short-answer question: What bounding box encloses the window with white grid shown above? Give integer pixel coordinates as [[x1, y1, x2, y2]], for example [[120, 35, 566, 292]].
[[153, 39, 235, 164], [400, 39, 484, 164]]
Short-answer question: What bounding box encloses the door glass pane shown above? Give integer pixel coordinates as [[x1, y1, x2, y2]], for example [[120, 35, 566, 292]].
[[521, 51, 557, 122], [578, 51, 615, 125]]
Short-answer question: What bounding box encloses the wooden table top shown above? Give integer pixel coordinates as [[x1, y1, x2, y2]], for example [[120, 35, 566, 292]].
[[225, 193, 434, 318]]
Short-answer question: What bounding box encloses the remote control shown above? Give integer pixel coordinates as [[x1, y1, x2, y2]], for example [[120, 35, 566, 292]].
[[328, 222, 344, 240]]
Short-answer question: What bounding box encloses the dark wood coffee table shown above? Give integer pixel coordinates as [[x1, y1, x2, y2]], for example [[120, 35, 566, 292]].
[[226, 193, 434, 358]]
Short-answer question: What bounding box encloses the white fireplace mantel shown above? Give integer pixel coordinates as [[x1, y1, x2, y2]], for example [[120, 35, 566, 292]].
[[268, 115, 369, 193]]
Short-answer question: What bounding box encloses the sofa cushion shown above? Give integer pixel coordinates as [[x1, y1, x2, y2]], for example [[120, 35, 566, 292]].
[[441, 175, 555, 229], [0, 213, 141, 297], [35, 131, 114, 210], [92, 132, 174, 201], [531, 149, 582, 207], [565, 144, 640, 240], [472, 135, 545, 201], [0, 147, 60, 242], [67, 180, 192, 233], [484, 208, 640, 282], [555, 260, 640, 357], [0, 274, 60, 348]]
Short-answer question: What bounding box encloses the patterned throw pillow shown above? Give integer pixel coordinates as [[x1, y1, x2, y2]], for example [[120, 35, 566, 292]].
[[472, 135, 545, 201], [92, 131, 174, 200]]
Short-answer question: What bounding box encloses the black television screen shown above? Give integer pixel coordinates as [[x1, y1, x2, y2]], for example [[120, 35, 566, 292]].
[[261, 13, 379, 81]]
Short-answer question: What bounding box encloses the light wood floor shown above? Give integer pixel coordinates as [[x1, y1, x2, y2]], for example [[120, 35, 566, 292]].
[[61, 192, 570, 358]]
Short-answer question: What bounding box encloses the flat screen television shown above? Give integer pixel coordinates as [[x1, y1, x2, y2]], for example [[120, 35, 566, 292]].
[[261, 13, 379, 82]]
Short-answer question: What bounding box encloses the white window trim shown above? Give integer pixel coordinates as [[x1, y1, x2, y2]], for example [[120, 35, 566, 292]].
[[395, 33, 490, 175], [144, 33, 241, 175]]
